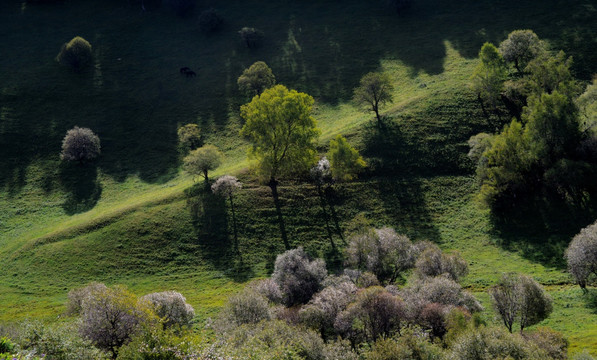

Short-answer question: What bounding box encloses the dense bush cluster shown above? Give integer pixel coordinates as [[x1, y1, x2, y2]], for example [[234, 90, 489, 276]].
[[0, 226, 572, 359], [469, 30, 597, 212]]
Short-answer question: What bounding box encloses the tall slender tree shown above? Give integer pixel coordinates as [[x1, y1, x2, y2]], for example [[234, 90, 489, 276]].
[[240, 85, 320, 248]]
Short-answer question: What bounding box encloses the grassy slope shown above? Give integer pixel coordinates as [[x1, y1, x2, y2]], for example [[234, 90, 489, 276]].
[[1, 0, 597, 355]]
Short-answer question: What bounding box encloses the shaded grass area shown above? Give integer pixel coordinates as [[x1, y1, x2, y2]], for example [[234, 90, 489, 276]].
[[1, 0, 596, 194]]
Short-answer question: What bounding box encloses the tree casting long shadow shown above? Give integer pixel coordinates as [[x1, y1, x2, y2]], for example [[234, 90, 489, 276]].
[[185, 183, 253, 282]]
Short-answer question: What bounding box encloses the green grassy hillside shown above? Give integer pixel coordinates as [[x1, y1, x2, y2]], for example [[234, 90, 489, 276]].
[[1, 0, 597, 356]]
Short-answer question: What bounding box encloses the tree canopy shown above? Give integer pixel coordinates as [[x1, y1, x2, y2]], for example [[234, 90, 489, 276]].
[[328, 135, 366, 182], [498, 30, 545, 73], [240, 84, 320, 183], [183, 144, 223, 182], [237, 61, 276, 96]]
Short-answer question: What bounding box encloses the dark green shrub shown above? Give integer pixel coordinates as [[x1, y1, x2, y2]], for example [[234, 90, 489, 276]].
[[0, 337, 15, 353], [56, 36, 93, 71], [198, 8, 223, 33], [239, 27, 263, 48]]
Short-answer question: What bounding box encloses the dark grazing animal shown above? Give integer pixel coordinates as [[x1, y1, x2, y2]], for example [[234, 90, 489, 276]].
[[180, 67, 191, 74], [185, 70, 196, 78]]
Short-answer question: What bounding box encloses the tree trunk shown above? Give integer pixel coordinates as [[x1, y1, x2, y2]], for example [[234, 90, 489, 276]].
[[477, 93, 491, 124], [374, 107, 382, 126], [269, 178, 290, 249], [317, 186, 335, 249]]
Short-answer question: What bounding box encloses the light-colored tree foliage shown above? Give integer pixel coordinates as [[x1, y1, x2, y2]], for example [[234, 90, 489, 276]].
[[299, 279, 357, 338], [467, 132, 493, 168], [565, 221, 597, 289], [345, 227, 416, 284], [335, 286, 405, 343], [140, 291, 195, 329], [240, 84, 320, 184], [489, 273, 553, 334], [353, 72, 394, 124], [400, 276, 482, 320], [79, 285, 156, 359], [498, 30, 546, 73], [56, 36, 93, 70], [310, 156, 333, 188], [471, 42, 508, 112], [211, 319, 356, 360], [237, 61, 276, 96], [211, 175, 242, 198], [415, 246, 469, 281], [449, 326, 553, 360], [18, 321, 107, 360], [177, 123, 201, 153], [218, 288, 271, 330], [363, 330, 444, 360], [271, 247, 328, 306], [248, 278, 283, 304], [182, 144, 223, 182], [60, 126, 101, 163], [328, 135, 366, 182], [66, 282, 108, 316]]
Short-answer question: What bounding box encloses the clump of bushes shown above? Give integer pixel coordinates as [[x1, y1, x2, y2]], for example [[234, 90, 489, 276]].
[[271, 247, 328, 306], [56, 36, 93, 71], [198, 8, 223, 33], [141, 291, 195, 329]]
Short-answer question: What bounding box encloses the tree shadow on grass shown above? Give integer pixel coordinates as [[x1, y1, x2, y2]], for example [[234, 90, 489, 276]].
[[582, 289, 597, 314], [59, 161, 102, 215], [490, 196, 597, 269], [362, 117, 419, 176], [185, 182, 254, 282]]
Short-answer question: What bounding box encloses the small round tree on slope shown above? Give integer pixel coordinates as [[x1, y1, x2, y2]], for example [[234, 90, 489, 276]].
[[566, 221, 597, 290], [56, 36, 93, 71], [237, 61, 276, 96], [498, 30, 546, 73], [183, 144, 223, 182], [60, 126, 101, 164]]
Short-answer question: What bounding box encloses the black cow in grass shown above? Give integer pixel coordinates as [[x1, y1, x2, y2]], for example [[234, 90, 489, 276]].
[[180, 67, 196, 78]]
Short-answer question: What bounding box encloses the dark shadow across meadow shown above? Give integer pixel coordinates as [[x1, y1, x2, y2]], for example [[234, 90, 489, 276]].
[[0, 0, 595, 194]]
